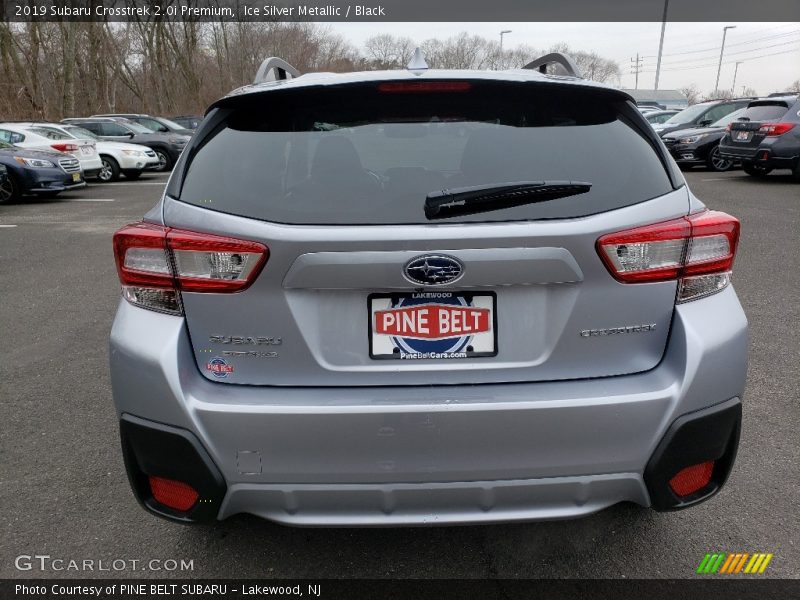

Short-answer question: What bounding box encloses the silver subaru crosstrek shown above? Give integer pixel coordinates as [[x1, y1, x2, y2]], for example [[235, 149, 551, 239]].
[[110, 53, 747, 525]]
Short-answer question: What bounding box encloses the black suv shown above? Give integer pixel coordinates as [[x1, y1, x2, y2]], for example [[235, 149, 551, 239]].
[[92, 113, 195, 137], [61, 117, 190, 171], [661, 108, 746, 172], [652, 98, 753, 137], [718, 96, 800, 180]]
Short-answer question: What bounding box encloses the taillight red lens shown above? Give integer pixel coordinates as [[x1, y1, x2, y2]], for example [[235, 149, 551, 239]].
[[113, 222, 173, 288], [597, 210, 740, 302], [51, 143, 79, 152], [112, 222, 269, 313], [149, 476, 199, 511], [757, 122, 795, 136], [668, 461, 714, 497], [378, 81, 472, 93]]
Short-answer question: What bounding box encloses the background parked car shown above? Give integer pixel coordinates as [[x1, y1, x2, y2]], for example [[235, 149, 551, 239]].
[[0, 139, 85, 203], [652, 98, 753, 137], [171, 115, 202, 130], [661, 108, 747, 172], [33, 123, 159, 181], [61, 117, 189, 171], [0, 163, 11, 203], [92, 114, 195, 136], [719, 95, 800, 180], [0, 123, 102, 178], [644, 109, 680, 125]]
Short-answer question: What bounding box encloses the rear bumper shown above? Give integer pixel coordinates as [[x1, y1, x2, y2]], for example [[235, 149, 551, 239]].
[[720, 138, 800, 168], [109, 286, 748, 525]]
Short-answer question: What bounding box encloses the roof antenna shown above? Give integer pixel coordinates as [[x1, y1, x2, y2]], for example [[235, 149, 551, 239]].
[[407, 47, 428, 75]]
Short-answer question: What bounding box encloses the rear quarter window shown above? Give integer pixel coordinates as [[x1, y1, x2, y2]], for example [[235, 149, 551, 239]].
[[178, 82, 675, 225]]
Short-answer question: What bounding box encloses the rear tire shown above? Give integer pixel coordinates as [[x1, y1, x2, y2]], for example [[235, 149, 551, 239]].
[[98, 156, 120, 182], [122, 170, 142, 180], [0, 171, 19, 204], [706, 146, 734, 172], [742, 162, 773, 177]]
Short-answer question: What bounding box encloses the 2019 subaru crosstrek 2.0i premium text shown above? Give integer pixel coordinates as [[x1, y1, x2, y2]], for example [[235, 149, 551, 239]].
[[110, 59, 747, 525]]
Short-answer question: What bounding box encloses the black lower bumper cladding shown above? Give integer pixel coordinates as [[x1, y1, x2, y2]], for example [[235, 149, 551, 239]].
[[645, 397, 742, 511], [120, 414, 226, 523]]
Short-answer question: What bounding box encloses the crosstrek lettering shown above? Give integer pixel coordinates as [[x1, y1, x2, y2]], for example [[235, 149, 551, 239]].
[[375, 304, 490, 339]]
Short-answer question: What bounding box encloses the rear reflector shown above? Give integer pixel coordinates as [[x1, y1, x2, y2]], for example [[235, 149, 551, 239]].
[[668, 461, 714, 497], [113, 222, 269, 314], [757, 122, 795, 136], [597, 210, 740, 302], [149, 475, 199, 511], [378, 81, 472, 93]]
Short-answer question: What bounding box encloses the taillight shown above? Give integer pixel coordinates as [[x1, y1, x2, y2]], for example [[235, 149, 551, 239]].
[[51, 143, 79, 152], [757, 122, 795, 136], [113, 222, 268, 314], [597, 210, 740, 303]]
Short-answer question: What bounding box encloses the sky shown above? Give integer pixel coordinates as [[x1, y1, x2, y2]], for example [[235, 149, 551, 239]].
[[326, 22, 800, 95]]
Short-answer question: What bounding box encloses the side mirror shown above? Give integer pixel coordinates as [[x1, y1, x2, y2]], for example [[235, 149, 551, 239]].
[[126, 132, 135, 138], [698, 119, 713, 127], [158, 126, 169, 133]]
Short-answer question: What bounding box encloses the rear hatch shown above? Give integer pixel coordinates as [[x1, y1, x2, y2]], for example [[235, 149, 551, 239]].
[[724, 100, 792, 156], [165, 77, 687, 386]]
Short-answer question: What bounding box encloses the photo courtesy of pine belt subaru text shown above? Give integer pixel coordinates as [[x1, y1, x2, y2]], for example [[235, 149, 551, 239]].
[[109, 52, 748, 525]]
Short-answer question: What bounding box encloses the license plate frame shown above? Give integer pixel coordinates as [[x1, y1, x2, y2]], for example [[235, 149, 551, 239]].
[[734, 130, 752, 142], [72, 172, 81, 182], [368, 291, 498, 361]]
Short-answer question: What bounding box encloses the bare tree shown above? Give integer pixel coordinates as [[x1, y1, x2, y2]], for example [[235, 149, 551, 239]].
[[678, 84, 701, 105], [0, 22, 626, 119], [364, 34, 414, 69]]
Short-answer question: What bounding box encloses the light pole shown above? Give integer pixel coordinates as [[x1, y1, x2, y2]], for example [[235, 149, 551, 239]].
[[714, 26, 737, 94], [498, 30, 512, 70], [654, 0, 670, 91], [731, 61, 743, 94]]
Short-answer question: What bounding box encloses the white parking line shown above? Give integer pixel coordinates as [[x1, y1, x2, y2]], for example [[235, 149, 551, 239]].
[[701, 178, 733, 182], [0, 224, 18, 228], [67, 198, 116, 202]]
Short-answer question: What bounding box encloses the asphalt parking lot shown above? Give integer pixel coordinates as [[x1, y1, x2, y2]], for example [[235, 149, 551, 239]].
[[1, 169, 798, 579]]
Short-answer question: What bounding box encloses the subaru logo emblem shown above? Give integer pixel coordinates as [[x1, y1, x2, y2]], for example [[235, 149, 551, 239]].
[[403, 255, 464, 286]]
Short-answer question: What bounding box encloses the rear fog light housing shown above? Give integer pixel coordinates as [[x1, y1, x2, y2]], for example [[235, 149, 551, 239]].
[[668, 461, 715, 497], [149, 475, 199, 511]]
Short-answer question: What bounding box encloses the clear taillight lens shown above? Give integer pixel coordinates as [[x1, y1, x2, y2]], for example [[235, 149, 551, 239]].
[[113, 222, 269, 313], [597, 210, 740, 303]]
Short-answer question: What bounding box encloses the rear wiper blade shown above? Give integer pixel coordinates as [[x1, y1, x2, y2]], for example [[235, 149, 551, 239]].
[[424, 180, 592, 220]]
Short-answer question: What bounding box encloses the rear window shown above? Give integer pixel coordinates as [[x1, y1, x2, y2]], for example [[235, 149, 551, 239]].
[[179, 82, 674, 225], [739, 102, 791, 122]]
